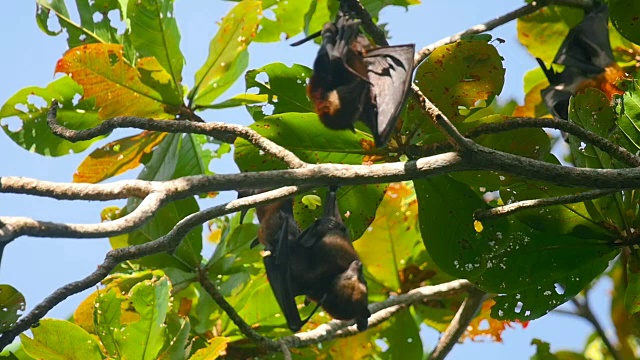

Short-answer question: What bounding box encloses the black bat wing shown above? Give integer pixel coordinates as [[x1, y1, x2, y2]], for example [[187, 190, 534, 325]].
[[264, 217, 305, 332], [362, 44, 415, 147], [537, 58, 588, 120], [553, 4, 613, 74]]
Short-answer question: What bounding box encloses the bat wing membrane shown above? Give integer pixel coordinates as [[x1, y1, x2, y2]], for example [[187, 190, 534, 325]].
[[264, 216, 305, 332], [362, 44, 415, 147], [553, 5, 613, 74]]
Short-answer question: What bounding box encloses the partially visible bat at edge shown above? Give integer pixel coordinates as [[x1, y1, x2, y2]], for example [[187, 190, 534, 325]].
[[536, 4, 625, 121]]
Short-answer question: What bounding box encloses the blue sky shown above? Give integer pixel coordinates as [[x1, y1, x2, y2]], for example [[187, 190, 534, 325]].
[[0, 1, 616, 358]]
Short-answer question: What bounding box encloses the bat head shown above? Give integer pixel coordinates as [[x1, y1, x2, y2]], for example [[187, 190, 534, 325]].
[[321, 260, 370, 330]]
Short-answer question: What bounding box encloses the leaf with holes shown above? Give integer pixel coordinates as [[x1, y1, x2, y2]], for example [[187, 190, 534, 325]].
[[74, 131, 166, 183], [36, 0, 123, 48], [0, 285, 25, 333], [190, 0, 261, 106], [56, 43, 181, 118], [414, 175, 511, 279], [476, 219, 617, 321], [244, 63, 313, 120], [414, 39, 505, 123], [0, 76, 102, 156], [254, 0, 312, 42]]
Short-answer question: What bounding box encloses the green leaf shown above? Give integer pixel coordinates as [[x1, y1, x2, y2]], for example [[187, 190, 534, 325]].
[[35, 0, 122, 48], [615, 88, 640, 153], [115, 277, 172, 360], [517, 6, 583, 63], [157, 314, 190, 360], [625, 253, 640, 315], [414, 176, 510, 279], [190, 0, 261, 105], [482, 219, 617, 321], [128, 0, 185, 97], [20, 319, 102, 360], [610, 0, 640, 45], [254, 0, 312, 42], [0, 76, 102, 156], [188, 337, 228, 360], [0, 285, 25, 332], [111, 197, 203, 268], [244, 63, 313, 120], [201, 94, 269, 110], [173, 134, 228, 178], [414, 39, 505, 123], [94, 289, 124, 358], [377, 309, 422, 359]]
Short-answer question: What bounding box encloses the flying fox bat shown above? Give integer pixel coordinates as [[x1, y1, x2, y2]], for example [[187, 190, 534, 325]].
[[291, 12, 415, 148], [247, 188, 370, 332], [537, 4, 625, 120]]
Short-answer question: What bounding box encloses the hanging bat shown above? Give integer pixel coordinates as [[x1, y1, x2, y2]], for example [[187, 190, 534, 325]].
[[537, 4, 625, 120], [291, 12, 415, 147], [248, 187, 370, 332]]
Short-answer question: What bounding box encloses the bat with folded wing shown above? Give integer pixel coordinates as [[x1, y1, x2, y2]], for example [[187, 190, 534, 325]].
[[537, 4, 625, 120], [246, 187, 370, 332], [292, 12, 415, 147]]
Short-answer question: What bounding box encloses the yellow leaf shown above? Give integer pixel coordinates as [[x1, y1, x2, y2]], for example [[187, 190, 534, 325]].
[[55, 43, 178, 118], [188, 337, 229, 360], [74, 131, 166, 183]]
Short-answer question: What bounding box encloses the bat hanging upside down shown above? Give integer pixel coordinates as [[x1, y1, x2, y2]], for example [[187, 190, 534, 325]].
[[242, 187, 370, 332], [536, 4, 625, 120], [291, 12, 415, 148]]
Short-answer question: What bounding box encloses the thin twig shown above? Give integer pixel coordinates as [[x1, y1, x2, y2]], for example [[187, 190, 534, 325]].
[[198, 270, 281, 351], [474, 189, 621, 220], [429, 288, 488, 360], [414, 0, 594, 66], [0, 187, 303, 349], [571, 297, 622, 360], [411, 85, 475, 152], [47, 100, 307, 170]]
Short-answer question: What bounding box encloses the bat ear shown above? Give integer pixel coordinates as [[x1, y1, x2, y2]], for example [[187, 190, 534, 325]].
[[356, 317, 369, 332]]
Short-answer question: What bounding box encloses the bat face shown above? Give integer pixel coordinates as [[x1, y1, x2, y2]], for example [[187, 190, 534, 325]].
[[295, 13, 415, 147], [250, 187, 370, 332], [537, 4, 624, 120]]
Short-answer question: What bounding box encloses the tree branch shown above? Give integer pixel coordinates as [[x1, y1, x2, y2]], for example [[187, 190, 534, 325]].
[[474, 189, 621, 220], [466, 117, 640, 168], [282, 279, 473, 348], [414, 0, 594, 66], [429, 288, 488, 360], [0, 186, 303, 349], [48, 100, 307, 170], [198, 269, 282, 352], [570, 297, 622, 360]]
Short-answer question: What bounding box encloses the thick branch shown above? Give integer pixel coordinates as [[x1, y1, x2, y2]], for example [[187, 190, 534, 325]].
[[48, 101, 307, 169], [0, 186, 303, 349], [414, 0, 594, 65], [474, 189, 620, 220], [0, 193, 166, 242], [429, 288, 488, 360]]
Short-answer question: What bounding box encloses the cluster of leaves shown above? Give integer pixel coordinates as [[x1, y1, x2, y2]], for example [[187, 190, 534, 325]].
[[2, 0, 640, 358]]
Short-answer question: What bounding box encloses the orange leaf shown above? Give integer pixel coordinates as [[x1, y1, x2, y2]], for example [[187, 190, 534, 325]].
[[56, 43, 178, 119], [463, 299, 529, 342], [74, 131, 166, 183]]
